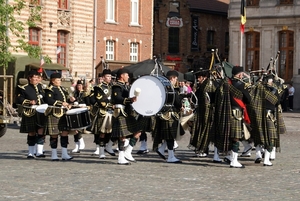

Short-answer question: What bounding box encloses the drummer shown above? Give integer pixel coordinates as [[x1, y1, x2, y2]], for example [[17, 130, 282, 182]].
[[16, 70, 46, 158], [44, 72, 75, 161], [111, 68, 141, 165], [71, 80, 90, 153]]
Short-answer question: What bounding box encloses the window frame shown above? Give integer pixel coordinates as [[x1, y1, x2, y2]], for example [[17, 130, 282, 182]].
[[57, 30, 68, 67], [130, 42, 138, 62], [280, 0, 293, 5], [246, 0, 260, 6], [106, 0, 115, 23], [245, 31, 260, 72], [106, 40, 114, 61], [278, 30, 294, 81], [130, 0, 139, 25], [28, 28, 40, 47], [58, 0, 69, 10], [168, 27, 180, 54]]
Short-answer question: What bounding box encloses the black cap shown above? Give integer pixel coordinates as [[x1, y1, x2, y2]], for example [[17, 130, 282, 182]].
[[116, 68, 130, 78], [194, 68, 209, 77], [50, 72, 61, 79], [98, 73, 102, 78], [28, 70, 39, 77], [166, 70, 179, 78], [102, 69, 112, 76], [232, 66, 243, 76], [77, 80, 83, 85]]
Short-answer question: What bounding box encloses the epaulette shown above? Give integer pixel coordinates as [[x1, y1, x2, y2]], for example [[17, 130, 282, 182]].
[[17, 84, 27, 90], [45, 85, 54, 91]]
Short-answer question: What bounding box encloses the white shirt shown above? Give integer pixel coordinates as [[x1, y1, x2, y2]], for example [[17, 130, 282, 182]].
[[289, 86, 295, 96]]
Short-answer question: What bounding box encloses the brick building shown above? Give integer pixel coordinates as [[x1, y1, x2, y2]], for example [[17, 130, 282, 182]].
[[10, 0, 94, 79], [94, 0, 154, 77], [153, 0, 229, 73]]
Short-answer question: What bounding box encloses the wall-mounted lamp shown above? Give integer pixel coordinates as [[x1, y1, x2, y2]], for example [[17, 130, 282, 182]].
[[49, 22, 53, 33]]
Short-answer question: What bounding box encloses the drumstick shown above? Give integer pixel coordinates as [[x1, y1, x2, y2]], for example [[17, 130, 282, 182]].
[[134, 88, 141, 97]]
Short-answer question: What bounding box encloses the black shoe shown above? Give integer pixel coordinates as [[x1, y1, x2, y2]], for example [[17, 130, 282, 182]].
[[62, 157, 73, 161], [52, 159, 59, 161], [136, 149, 149, 154], [156, 150, 166, 160], [167, 160, 182, 163], [224, 157, 231, 164], [213, 160, 222, 163], [27, 155, 35, 159], [255, 158, 262, 163], [36, 154, 46, 158], [105, 149, 116, 156], [263, 163, 273, 166], [118, 162, 131, 165]]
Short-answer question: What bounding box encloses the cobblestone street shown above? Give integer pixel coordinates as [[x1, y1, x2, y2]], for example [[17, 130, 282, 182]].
[[0, 112, 299, 201]]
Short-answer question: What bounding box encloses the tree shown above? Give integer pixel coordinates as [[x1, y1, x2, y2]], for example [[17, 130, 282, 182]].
[[0, 0, 48, 117]]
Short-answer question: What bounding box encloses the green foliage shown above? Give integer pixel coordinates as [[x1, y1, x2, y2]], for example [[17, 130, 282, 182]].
[[0, 0, 50, 69]]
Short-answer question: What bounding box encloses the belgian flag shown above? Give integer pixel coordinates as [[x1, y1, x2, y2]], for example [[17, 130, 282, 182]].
[[240, 0, 246, 34]]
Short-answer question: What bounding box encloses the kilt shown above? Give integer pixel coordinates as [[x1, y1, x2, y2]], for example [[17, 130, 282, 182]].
[[111, 114, 141, 138], [20, 113, 38, 133], [136, 115, 153, 132], [91, 112, 113, 134], [152, 115, 179, 141], [44, 114, 69, 135], [230, 114, 243, 139]]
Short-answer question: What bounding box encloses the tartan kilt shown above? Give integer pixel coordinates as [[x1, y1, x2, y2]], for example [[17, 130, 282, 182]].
[[136, 115, 153, 132], [111, 114, 141, 138], [152, 116, 179, 141], [252, 115, 278, 148], [44, 114, 69, 135], [20, 114, 38, 133], [91, 113, 112, 134], [230, 115, 243, 139], [188, 105, 215, 153]]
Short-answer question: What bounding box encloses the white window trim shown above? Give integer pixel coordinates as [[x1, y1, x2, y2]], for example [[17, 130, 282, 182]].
[[130, 42, 138, 62], [106, 0, 115, 23], [130, 0, 139, 26], [106, 40, 114, 61]]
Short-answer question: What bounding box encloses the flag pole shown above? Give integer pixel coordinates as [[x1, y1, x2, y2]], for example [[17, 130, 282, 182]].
[[240, 30, 243, 66]]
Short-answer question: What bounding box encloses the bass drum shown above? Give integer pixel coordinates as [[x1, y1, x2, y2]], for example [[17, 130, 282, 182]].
[[129, 75, 175, 116]]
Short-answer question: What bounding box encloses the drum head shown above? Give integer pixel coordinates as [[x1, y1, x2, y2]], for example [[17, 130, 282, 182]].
[[130, 75, 169, 116], [66, 108, 87, 115], [36, 104, 48, 113]]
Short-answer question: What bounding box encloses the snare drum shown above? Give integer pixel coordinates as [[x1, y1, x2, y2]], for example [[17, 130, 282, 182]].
[[129, 75, 175, 116], [36, 104, 48, 127], [66, 108, 91, 130]]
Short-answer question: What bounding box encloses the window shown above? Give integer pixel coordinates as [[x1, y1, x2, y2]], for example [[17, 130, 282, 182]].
[[130, 0, 139, 25], [106, 0, 115, 22], [225, 32, 229, 53], [106, 40, 114, 60], [207, 30, 215, 51], [57, 31, 68, 66], [279, 30, 294, 81], [280, 0, 293, 5], [168, 27, 179, 54], [169, 1, 180, 17], [28, 28, 40, 46], [246, 0, 259, 6], [245, 31, 260, 71], [130, 42, 138, 62], [58, 0, 68, 10]]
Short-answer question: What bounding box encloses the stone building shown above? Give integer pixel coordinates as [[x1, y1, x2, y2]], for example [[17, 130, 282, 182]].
[[153, 0, 230, 73], [94, 0, 154, 77], [228, 0, 300, 109], [10, 0, 94, 79]]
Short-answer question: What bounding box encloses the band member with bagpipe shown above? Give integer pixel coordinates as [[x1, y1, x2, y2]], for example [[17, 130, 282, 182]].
[[214, 66, 251, 168], [153, 70, 185, 163], [16, 70, 46, 158], [71, 80, 90, 153], [248, 73, 286, 166], [43, 72, 75, 161], [111, 68, 141, 165], [91, 69, 116, 159], [188, 68, 222, 162]]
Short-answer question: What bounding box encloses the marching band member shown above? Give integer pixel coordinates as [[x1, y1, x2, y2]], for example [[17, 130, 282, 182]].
[[44, 72, 75, 161], [71, 80, 90, 153], [153, 70, 184, 163], [16, 70, 45, 158], [91, 69, 116, 159], [111, 68, 141, 165], [249, 74, 281, 166], [188, 69, 221, 162], [214, 66, 251, 168]]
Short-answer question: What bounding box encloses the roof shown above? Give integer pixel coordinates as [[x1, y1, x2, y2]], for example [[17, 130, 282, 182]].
[[187, 0, 230, 14], [26, 63, 69, 71]]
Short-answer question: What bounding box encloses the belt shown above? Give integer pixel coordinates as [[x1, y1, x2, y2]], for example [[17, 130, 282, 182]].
[[114, 104, 125, 109]]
